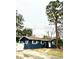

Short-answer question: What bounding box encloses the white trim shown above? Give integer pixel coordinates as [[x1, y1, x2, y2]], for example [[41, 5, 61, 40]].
[[52, 41, 55, 45], [32, 41, 38, 44], [25, 41, 28, 44], [48, 42, 51, 47], [40, 41, 44, 44]]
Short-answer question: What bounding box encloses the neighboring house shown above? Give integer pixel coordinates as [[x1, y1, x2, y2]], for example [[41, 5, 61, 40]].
[[20, 36, 56, 49]]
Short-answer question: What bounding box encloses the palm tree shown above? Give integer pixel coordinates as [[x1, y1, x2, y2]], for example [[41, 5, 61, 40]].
[[46, 0, 63, 48]]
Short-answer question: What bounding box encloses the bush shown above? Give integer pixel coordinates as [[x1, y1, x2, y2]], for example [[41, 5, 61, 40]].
[[16, 37, 20, 43], [58, 39, 63, 47], [52, 39, 63, 48]]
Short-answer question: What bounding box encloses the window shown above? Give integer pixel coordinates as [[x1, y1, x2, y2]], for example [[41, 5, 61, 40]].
[[25, 41, 28, 44], [40, 41, 44, 44], [52, 41, 55, 45], [32, 41, 38, 44]]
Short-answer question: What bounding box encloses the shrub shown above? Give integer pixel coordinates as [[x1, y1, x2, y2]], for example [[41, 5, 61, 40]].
[[16, 37, 20, 43]]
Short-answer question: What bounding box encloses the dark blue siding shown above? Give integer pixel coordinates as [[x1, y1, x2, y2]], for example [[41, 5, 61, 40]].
[[24, 40, 44, 49], [20, 37, 56, 49]]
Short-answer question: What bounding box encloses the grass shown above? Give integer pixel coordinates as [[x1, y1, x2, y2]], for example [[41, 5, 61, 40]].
[[34, 48, 63, 58], [47, 49, 63, 58]]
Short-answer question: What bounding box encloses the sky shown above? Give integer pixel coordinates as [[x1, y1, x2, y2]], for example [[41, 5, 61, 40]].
[[16, 0, 62, 38]]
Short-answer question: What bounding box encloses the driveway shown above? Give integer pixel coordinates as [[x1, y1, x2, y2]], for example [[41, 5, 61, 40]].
[[16, 49, 63, 59]]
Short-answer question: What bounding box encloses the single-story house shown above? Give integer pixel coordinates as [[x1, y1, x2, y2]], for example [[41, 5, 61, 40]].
[[19, 36, 56, 49]]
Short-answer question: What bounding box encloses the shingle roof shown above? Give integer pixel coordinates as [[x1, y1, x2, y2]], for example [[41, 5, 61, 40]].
[[19, 36, 55, 41]]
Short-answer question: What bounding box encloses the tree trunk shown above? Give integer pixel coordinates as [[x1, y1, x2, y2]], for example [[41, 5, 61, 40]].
[[57, 31, 61, 48], [55, 18, 58, 48]]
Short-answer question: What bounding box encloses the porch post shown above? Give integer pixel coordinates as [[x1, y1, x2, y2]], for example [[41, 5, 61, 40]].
[[48, 41, 51, 47]]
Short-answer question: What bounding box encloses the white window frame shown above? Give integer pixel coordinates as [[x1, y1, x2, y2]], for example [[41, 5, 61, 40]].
[[32, 41, 38, 44], [52, 41, 55, 45], [25, 41, 28, 44], [40, 41, 44, 44]]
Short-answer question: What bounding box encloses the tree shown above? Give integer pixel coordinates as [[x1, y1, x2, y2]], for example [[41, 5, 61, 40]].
[[16, 37, 20, 43], [43, 35, 49, 39], [16, 29, 22, 36], [22, 28, 32, 37], [46, 0, 63, 48], [16, 10, 24, 36], [57, 24, 63, 39]]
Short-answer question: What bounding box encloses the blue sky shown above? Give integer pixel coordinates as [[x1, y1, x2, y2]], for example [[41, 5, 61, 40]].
[[16, 0, 62, 37]]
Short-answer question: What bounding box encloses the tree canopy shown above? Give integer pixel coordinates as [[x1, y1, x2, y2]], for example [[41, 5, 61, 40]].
[[16, 10, 32, 37], [16, 10, 24, 30], [46, 0, 63, 48], [46, 0, 63, 24], [22, 28, 32, 37]]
